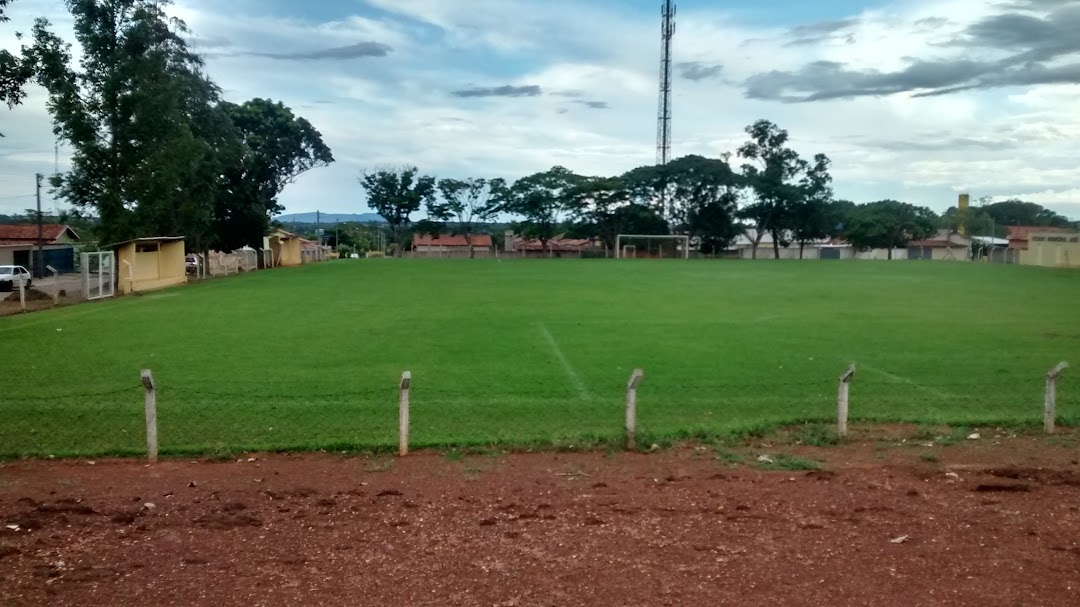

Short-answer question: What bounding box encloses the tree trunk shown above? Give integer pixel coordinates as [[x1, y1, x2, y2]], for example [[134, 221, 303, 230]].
[[888, 248, 893, 260], [466, 234, 474, 259], [771, 229, 781, 259], [799, 242, 805, 259], [751, 223, 766, 260]]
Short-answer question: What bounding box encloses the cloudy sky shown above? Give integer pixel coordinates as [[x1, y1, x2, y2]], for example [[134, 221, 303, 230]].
[[2, 0, 1079, 219]]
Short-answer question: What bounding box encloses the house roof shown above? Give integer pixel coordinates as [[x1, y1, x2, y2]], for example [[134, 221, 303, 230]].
[[908, 230, 971, 248], [1006, 226, 1076, 241], [514, 236, 593, 252], [0, 224, 80, 244], [108, 236, 185, 248], [270, 229, 298, 240], [728, 229, 831, 248], [414, 234, 494, 248], [971, 236, 1009, 247]]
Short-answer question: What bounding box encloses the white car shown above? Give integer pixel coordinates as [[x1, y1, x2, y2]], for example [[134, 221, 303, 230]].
[[0, 265, 32, 291]]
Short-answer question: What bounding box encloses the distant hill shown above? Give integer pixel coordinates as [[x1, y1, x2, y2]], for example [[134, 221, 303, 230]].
[[275, 212, 384, 224]]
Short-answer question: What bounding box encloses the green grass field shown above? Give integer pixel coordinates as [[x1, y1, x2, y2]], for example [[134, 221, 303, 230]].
[[1, 259, 1078, 458]]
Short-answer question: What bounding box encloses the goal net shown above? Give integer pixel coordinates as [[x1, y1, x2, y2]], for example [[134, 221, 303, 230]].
[[82, 251, 116, 300], [616, 235, 690, 259]]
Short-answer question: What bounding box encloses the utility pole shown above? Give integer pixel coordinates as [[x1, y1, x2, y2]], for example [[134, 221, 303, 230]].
[[35, 173, 44, 279]]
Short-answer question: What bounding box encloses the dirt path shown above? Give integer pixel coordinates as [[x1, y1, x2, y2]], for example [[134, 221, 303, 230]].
[[2, 436, 1079, 606]]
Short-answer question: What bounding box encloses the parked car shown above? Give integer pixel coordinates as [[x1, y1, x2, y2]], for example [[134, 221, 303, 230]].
[[0, 265, 32, 291], [185, 255, 200, 276]]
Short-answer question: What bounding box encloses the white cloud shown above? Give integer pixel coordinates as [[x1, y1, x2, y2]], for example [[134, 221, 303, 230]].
[[1, 0, 1078, 220]]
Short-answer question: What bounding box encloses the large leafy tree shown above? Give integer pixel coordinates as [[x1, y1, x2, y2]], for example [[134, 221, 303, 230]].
[[430, 177, 504, 258], [216, 99, 334, 250], [844, 200, 937, 259], [565, 176, 671, 255], [828, 200, 857, 238], [939, 205, 1000, 238], [789, 154, 835, 258], [25, 0, 219, 245], [737, 120, 813, 259], [621, 155, 742, 253], [359, 166, 437, 255], [668, 155, 742, 252], [980, 199, 1074, 229], [565, 176, 632, 253], [500, 166, 582, 256], [1, 0, 35, 136]]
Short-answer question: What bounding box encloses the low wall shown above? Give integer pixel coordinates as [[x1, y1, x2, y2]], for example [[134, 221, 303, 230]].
[[405, 250, 496, 259]]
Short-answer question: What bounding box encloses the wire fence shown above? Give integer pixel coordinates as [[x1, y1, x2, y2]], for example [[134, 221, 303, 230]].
[[0, 363, 1073, 459]]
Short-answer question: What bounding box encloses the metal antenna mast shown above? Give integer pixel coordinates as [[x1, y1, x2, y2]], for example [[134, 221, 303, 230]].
[[656, 0, 676, 165]]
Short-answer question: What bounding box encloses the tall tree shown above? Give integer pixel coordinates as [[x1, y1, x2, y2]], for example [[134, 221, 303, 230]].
[[844, 200, 937, 259], [980, 199, 1074, 229], [669, 155, 742, 252], [737, 120, 810, 259], [216, 99, 334, 250], [359, 166, 437, 255], [621, 155, 742, 252], [1, 0, 34, 136], [939, 205, 1000, 237], [500, 166, 581, 257], [431, 177, 504, 258], [25, 0, 219, 245], [789, 153, 835, 259], [565, 175, 632, 253], [828, 200, 857, 239]]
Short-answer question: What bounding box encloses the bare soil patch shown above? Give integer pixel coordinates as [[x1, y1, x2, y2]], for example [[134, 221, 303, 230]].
[[1, 433, 1080, 606], [0, 289, 81, 317]]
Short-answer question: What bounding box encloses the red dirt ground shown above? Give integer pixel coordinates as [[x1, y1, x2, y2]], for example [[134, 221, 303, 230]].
[[2, 432, 1080, 606]]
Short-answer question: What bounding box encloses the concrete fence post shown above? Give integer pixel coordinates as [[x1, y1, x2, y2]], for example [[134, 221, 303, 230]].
[[1045, 362, 1068, 434], [399, 371, 411, 456], [626, 369, 644, 450], [141, 370, 158, 463], [46, 265, 59, 305], [838, 364, 856, 438]]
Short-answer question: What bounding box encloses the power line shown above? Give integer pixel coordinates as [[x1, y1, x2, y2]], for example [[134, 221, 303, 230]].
[[0, 194, 36, 201]]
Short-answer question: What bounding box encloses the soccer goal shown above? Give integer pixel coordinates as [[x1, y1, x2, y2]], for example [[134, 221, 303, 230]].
[[616, 235, 690, 259]]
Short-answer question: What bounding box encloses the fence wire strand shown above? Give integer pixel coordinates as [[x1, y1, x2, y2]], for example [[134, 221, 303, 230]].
[[0, 370, 1074, 458]]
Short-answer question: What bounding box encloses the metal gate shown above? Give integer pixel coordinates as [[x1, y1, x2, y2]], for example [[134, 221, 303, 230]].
[[82, 251, 116, 300]]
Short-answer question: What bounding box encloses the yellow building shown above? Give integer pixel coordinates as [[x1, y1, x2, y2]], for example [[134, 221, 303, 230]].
[[113, 237, 187, 294], [267, 230, 302, 267], [1021, 232, 1080, 268]]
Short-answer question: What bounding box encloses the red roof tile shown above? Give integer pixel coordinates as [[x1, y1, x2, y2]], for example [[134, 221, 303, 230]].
[[1006, 226, 1075, 241], [413, 234, 493, 248], [514, 236, 595, 252], [0, 224, 76, 243], [909, 230, 970, 248]]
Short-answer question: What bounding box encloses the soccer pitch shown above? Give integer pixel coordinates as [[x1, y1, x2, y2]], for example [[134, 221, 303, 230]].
[[1, 259, 1078, 458]]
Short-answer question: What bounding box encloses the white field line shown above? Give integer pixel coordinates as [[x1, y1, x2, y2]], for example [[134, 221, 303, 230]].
[[859, 363, 954, 399], [539, 323, 588, 399]]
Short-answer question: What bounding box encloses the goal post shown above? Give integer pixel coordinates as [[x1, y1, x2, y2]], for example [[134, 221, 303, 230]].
[[616, 235, 690, 259]]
